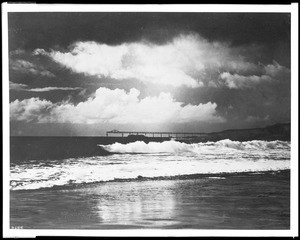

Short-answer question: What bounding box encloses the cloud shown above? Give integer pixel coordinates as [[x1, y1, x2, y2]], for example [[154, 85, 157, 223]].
[[219, 61, 290, 89], [245, 115, 270, 123], [10, 87, 225, 124], [32, 49, 48, 56], [27, 87, 82, 92], [220, 72, 273, 89], [264, 61, 291, 79], [9, 81, 28, 90], [9, 81, 82, 92], [33, 34, 263, 88], [10, 59, 55, 78], [10, 98, 54, 122], [10, 49, 26, 56]]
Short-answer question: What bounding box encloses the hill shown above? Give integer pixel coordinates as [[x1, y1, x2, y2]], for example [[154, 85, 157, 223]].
[[183, 123, 291, 143]]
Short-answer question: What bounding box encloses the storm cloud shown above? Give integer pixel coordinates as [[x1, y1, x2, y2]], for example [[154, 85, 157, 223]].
[[8, 12, 291, 135]]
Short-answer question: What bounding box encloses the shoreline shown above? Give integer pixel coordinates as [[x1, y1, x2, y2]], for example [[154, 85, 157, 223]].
[[10, 170, 290, 229], [11, 169, 290, 192]]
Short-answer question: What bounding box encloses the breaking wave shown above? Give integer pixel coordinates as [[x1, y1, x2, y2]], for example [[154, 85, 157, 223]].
[[99, 139, 290, 154], [10, 140, 290, 191]]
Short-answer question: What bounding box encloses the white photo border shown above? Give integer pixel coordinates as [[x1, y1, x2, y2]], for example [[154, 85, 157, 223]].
[[2, 3, 298, 238]]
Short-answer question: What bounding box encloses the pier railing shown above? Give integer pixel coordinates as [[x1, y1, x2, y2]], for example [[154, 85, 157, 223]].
[[106, 130, 207, 138]]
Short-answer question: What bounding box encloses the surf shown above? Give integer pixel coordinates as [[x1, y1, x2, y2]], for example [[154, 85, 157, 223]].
[[98, 139, 290, 154]]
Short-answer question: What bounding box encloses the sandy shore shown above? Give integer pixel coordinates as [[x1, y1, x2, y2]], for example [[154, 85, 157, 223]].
[[10, 170, 290, 229]]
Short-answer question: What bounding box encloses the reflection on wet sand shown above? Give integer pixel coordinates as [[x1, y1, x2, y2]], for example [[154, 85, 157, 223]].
[[94, 181, 179, 227], [10, 171, 290, 229]]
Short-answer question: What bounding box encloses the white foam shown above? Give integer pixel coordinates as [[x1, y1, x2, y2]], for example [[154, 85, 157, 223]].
[[100, 139, 290, 153], [11, 140, 290, 190], [99, 140, 192, 153]]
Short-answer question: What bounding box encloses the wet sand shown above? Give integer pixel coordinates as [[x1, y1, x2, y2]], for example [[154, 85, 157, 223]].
[[10, 170, 290, 229]]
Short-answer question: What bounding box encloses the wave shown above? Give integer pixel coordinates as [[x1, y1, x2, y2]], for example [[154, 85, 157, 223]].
[[10, 139, 290, 191], [10, 169, 290, 192], [99, 139, 290, 154]]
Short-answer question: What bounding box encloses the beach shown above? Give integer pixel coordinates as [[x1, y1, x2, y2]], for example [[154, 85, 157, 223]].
[[10, 170, 290, 229]]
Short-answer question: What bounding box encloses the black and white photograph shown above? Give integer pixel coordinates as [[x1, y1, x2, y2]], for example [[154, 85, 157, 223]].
[[2, 3, 298, 237]]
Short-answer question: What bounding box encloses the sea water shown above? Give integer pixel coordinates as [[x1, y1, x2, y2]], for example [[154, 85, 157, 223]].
[[10, 139, 290, 191]]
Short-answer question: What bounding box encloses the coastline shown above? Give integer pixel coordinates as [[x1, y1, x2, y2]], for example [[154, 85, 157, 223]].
[[10, 170, 290, 229]]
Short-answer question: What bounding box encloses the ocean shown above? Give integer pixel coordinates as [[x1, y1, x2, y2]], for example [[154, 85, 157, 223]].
[[10, 137, 290, 229]]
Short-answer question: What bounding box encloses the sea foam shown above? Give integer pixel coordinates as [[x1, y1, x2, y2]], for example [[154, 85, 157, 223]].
[[99, 139, 290, 154], [10, 140, 290, 191]]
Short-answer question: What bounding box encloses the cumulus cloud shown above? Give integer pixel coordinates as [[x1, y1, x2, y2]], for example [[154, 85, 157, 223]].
[[33, 34, 263, 88], [10, 87, 225, 124], [10, 59, 55, 78], [10, 98, 54, 122]]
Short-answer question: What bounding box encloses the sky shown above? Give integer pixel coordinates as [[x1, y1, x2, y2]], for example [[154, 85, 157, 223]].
[[8, 12, 291, 136]]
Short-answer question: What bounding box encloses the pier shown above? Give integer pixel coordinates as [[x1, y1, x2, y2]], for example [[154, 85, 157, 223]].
[[106, 130, 207, 138]]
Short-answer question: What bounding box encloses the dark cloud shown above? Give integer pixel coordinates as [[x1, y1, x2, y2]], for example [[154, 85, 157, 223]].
[[7, 12, 291, 135], [8, 12, 290, 66]]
